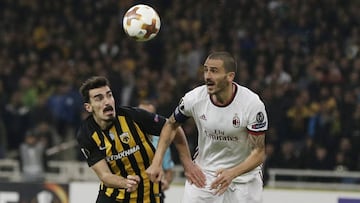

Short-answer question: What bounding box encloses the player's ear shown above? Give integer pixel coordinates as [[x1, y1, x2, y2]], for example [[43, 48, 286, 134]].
[[227, 71, 235, 81], [84, 103, 92, 113]]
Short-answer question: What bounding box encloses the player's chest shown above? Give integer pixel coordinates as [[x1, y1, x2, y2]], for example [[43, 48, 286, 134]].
[[99, 126, 148, 152], [194, 103, 248, 130]]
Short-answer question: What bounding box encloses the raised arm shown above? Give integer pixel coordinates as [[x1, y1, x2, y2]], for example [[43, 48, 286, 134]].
[[146, 115, 179, 182], [146, 115, 206, 187]]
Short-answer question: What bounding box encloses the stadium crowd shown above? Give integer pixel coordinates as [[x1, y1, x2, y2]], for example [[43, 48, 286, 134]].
[[0, 0, 359, 184]]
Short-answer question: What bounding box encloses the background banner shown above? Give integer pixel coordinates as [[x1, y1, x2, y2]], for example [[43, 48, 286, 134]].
[[0, 182, 69, 203]]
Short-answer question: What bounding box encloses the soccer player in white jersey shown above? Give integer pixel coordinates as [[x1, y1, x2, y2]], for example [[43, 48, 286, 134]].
[[146, 51, 268, 203]]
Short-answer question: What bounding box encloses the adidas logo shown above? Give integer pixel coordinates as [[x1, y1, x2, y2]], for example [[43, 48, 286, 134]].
[[199, 114, 207, 121]]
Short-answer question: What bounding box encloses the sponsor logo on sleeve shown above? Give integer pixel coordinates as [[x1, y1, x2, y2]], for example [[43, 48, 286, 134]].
[[252, 122, 267, 129], [253, 112, 266, 129], [256, 112, 265, 123], [154, 114, 159, 122]]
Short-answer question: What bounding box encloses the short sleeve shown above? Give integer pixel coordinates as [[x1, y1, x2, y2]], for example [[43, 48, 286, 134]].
[[247, 100, 268, 135], [173, 96, 192, 123], [76, 124, 105, 167]]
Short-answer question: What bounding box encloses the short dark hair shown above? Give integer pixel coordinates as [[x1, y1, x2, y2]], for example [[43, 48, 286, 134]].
[[207, 51, 237, 73], [79, 76, 110, 103]]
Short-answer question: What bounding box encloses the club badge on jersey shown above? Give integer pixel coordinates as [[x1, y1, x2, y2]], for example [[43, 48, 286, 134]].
[[232, 114, 240, 128]]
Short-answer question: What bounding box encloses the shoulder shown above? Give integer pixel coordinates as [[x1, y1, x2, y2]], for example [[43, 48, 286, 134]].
[[183, 85, 208, 104], [117, 106, 166, 133], [117, 106, 141, 117], [118, 106, 165, 122], [186, 85, 208, 97], [76, 116, 96, 142], [236, 84, 263, 105]]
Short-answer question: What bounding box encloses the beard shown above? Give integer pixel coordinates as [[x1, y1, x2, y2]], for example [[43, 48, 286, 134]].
[[104, 115, 115, 122], [207, 75, 229, 95]]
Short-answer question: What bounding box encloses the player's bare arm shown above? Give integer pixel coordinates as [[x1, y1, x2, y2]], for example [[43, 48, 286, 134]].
[[173, 123, 206, 188], [248, 133, 266, 150], [210, 133, 265, 195], [231, 133, 266, 174], [146, 115, 179, 182], [92, 159, 140, 192], [147, 115, 206, 187]]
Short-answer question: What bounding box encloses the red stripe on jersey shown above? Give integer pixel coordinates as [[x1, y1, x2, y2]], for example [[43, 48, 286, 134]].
[[248, 130, 265, 136]]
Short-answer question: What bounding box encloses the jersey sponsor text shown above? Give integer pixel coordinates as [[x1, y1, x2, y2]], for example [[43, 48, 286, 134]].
[[106, 145, 140, 162]]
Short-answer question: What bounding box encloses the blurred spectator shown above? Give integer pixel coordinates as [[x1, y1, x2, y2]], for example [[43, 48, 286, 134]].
[[286, 90, 314, 143], [46, 79, 82, 135], [337, 137, 357, 170], [19, 129, 47, 182], [275, 140, 299, 169], [298, 137, 317, 169], [3, 91, 31, 152], [33, 121, 62, 155], [265, 54, 292, 86], [307, 145, 334, 182], [310, 145, 333, 171], [263, 142, 276, 185]]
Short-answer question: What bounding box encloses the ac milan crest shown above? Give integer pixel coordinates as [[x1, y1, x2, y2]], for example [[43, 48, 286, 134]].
[[232, 114, 240, 128]]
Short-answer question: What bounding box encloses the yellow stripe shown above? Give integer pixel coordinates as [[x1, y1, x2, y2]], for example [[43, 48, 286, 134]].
[[91, 131, 101, 146], [91, 132, 115, 197], [96, 116, 159, 202], [117, 116, 135, 175], [103, 128, 120, 198], [107, 126, 121, 175], [133, 123, 160, 196], [107, 124, 125, 200], [117, 116, 140, 200]]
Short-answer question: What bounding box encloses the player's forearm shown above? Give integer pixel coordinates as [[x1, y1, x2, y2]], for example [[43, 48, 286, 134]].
[[92, 160, 131, 189], [99, 173, 127, 188], [164, 169, 175, 184], [230, 133, 266, 176], [231, 147, 265, 177], [152, 121, 177, 166], [173, 127, 193, 168]]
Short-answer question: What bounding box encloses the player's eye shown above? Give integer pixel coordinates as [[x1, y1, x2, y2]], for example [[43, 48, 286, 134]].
[[93, 95, 103, 102], [209, 67, 218, 73], [106, 92, 113, 98]]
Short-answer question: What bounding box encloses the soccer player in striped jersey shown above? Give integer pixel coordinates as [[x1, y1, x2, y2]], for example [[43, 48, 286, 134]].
[[76, 76, 203, 203], [147, 52, 268, 203]]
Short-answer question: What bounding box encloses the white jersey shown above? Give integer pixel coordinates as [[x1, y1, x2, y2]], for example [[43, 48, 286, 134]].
[[174, 83, 268, 183]]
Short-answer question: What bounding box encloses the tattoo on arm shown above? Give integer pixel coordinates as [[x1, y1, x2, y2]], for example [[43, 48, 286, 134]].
[[248, 134, 265, 149]]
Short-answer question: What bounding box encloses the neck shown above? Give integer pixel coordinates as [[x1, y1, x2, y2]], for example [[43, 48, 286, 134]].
[[212, 83, 235, 106], [94, 117, 112, 130]]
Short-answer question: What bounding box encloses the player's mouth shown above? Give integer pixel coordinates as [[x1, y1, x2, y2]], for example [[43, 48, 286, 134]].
[[206, 81, 215, 88], [103, 106, 114, 115]]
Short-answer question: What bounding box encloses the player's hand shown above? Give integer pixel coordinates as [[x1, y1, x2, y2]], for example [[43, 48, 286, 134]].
[[125, 175, 141, 192], [146, 164, 164, 183], [161, 178, 170, 191], [210, 168, 235, 195], [183, 161, 206, 188]]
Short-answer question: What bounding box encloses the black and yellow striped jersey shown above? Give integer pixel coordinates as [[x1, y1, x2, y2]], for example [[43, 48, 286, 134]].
[[77, 106, 166, 203]]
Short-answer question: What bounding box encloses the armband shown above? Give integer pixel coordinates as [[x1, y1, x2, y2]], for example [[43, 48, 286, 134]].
[[173, 106, 189, 123]]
